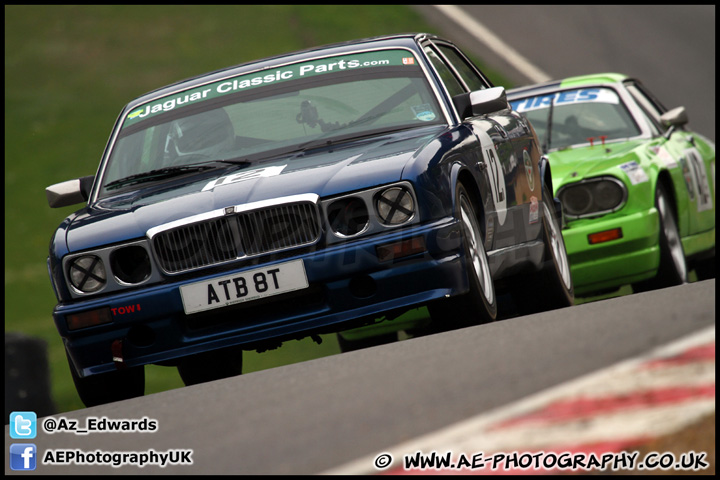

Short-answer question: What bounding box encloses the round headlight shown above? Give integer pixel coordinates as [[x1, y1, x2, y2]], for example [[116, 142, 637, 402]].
[[327, 197, 369, 237], [592, 180, 625, 211], [68, 255, 107, 293], [560, 186, 593, 216], [110, 245, 151, 284], [376, 186, 414, 225]]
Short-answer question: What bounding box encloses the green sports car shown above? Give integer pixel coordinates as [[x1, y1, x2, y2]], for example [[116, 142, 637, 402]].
[[508, 73, 715, 296]]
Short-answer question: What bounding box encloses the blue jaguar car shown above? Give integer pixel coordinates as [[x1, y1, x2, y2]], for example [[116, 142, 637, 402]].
[[46, 33, 573, 406]]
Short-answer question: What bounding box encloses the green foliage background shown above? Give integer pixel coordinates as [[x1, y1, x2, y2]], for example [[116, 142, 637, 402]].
[[5, 5, 513, 414]]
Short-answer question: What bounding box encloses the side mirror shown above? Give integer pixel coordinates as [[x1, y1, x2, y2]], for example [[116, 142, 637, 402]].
[[46, 175, 94, 208], [660, 106, 688, 140], [453, 86, 510, 119], [470, 86, 510, 116], [660, 106, 688, 128]]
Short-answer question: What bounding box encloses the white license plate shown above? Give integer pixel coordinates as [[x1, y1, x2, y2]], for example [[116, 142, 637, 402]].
[[180, 259, 308, 315]]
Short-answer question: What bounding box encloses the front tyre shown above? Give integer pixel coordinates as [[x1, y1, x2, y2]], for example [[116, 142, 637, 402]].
[[428, 183, 497, 329], [512, 184, 574, 315], [633, 183, 687, 292]]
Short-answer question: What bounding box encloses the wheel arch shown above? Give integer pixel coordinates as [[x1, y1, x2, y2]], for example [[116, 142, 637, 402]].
[[455, 167, 486, 235], [656, 170, 680, 219], [539, 155, 554, 193], [539, 155, 563, 221]]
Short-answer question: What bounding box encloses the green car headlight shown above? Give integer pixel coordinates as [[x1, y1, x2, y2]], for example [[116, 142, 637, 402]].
[[559, 177, 627, 219], [68, 255, 107, 293]]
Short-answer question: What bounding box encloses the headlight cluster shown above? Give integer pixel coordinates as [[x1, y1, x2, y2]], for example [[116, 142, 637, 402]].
[[322, 182, 418, 241], [63, 185, 419, 296], [376, 186, 415, 225], [64, 241, 160, 297], [68, 255, 106, 293], [558, 177, 627, 219], [326, 197, 370, 237]]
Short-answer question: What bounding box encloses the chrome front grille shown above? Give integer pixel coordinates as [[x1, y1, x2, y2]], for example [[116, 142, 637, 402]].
[[235, 203, 320, 256], [152, 198, 321, 274]]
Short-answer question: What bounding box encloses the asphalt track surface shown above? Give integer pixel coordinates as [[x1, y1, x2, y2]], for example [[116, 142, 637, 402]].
[[4, 279, 715, 474]]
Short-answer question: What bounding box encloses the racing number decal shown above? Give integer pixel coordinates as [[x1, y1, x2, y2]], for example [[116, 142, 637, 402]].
[[486, 148, 505, 204], [202, 165, 286, 192], [477, 129, 507, 225], [684, 148, 712, 212]]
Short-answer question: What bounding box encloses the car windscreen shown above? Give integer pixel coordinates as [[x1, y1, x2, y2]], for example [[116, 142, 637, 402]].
[[510, 87, 641, 152], [98, 49, 444, 197]]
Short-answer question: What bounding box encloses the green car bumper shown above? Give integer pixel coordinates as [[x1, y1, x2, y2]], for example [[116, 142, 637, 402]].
[[564, 208, 660, 295]]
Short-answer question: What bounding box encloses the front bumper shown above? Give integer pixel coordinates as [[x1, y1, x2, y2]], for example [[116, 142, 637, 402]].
[[563, 208, 660, 295], [55, 217, 468, 377]]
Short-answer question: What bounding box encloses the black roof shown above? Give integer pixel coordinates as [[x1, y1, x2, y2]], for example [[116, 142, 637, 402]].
[[125, 33, 441, 111]]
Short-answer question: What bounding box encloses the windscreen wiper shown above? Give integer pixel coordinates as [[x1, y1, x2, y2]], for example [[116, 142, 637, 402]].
[[291, 123, 421, 155], [104, 160, 251, 190]]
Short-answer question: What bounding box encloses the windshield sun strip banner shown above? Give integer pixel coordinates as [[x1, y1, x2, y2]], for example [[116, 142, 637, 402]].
[[122, 49, 420, 129], [510, 87, 620, 113]]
